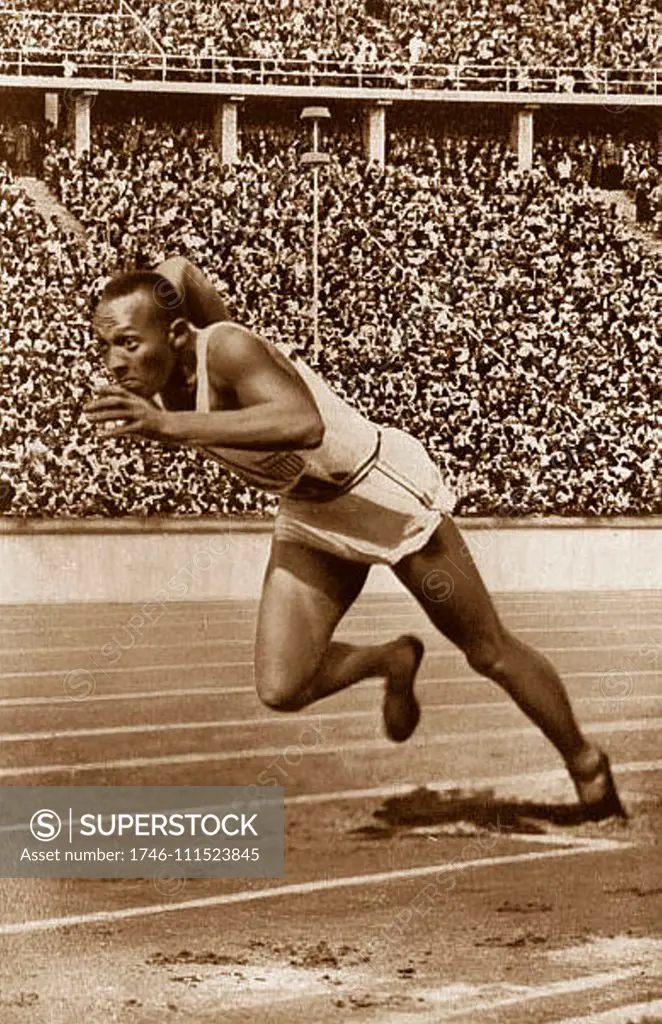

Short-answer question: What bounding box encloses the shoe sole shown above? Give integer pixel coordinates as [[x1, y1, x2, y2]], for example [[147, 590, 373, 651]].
[[383, 635, 424, 743]]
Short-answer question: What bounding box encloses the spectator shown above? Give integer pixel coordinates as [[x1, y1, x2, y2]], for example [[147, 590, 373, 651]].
[[408, 30, 426, 66]]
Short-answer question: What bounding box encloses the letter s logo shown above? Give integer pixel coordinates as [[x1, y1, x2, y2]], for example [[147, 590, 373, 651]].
[[30, 809, 62, 842]]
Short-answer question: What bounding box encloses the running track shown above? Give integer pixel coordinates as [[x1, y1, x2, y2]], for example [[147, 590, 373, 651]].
[[0, 590, 660, 1023]]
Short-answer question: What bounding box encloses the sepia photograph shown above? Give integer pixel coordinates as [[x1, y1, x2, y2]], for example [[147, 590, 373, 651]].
[[0, 0, 660, 1020]]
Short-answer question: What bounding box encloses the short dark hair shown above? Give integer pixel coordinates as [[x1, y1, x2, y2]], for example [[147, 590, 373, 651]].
[[96, 270, 185, 325]]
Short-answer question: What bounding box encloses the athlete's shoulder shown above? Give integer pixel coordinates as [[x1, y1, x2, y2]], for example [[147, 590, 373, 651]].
[[203, 322, 283, 383], [204, 320, 263, 352]]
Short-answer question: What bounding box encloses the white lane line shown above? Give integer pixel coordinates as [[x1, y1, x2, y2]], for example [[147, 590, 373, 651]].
[[438, 970, 644, 1021], [0, 718, 659, 779], [0, 660, 253, 682], [0, 686, 239, 708], [0, 592, 656, 624], [548, 1000, 662, 1024], [1, 621, 659, 652], [0, 606, 657, 639], [2, 633, 659, 657], [0, 609, 659, 640], [3, 696, 662, 744], [0, 808, 626, 850], [284, 758, 662, 807], [1, 663, 659, 704], [0, 594, 658, 627], [1, 638, 253, 655], [2, 649, 660, 683], [0, 840, 629, 937], [1, 668, 659, 707]]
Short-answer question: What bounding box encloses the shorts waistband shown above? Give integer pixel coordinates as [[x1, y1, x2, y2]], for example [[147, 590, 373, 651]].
[[284, 433, 382, 503]]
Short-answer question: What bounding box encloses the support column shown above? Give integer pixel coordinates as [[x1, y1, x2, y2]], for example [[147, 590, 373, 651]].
[[44, 92, 59, 130], [71, 92, 96, 159], [213, 97, 243, 165], [362, 101, 391, 167], [511, 106, 535, 172]]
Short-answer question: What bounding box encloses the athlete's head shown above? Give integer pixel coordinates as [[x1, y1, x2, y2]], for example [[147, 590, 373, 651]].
[[93, 271, 191, 397]]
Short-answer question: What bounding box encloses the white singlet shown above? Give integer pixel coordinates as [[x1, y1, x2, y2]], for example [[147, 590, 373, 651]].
[[193, 326, 381, 501], [192, 324, 456, 565]]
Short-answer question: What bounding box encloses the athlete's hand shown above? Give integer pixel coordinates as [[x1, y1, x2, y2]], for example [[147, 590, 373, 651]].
[[84, 386, 166, 440]]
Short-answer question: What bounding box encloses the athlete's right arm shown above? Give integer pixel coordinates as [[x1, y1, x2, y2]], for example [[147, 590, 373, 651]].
[[158, 323, 325, 451]]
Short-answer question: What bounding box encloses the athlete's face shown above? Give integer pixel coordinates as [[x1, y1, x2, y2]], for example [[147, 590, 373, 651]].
[[94, 291, 178, 398]]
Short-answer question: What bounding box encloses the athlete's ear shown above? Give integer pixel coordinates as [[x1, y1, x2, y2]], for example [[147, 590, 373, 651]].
[[167, 318, 191, 350]]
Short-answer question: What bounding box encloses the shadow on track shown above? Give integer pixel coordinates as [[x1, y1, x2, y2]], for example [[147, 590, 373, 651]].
[[350, 786, 612, 839]]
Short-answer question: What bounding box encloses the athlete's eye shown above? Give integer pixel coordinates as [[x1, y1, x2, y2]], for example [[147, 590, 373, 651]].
[[114, 335, 139, 351]]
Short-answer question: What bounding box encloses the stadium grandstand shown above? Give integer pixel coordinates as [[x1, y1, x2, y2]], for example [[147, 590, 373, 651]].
[[0, 0, 660, 519], [0, 0, 659, 89]]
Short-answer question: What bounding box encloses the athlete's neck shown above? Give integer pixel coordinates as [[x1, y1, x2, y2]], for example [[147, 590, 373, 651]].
[[160, 329, 200, 411]]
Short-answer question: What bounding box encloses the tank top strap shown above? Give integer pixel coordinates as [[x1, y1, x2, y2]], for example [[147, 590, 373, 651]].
[[195, 328, 212, 414]]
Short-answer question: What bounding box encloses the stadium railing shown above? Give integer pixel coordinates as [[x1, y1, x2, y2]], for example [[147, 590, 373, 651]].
[[0, 49, 659, 95]]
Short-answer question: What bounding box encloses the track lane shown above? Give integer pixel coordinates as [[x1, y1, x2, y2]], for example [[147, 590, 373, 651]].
[[0, 593, 660, 1024]]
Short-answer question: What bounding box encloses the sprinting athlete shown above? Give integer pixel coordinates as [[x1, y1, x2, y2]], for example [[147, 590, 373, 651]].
[[85, 257, 626, 822]]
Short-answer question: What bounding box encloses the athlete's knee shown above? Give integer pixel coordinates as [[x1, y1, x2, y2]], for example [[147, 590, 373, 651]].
[[465, 632, 512, 679], [258, 688, 305, 713], [255, 668, 307, 713]]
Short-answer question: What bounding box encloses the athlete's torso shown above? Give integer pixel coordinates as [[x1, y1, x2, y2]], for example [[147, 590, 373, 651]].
[[191, 325, 380, 501]]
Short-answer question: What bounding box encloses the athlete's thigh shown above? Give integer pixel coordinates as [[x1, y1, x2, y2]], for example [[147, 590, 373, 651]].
[[393, 514, 504, 652], [255, 538, 369, 699]]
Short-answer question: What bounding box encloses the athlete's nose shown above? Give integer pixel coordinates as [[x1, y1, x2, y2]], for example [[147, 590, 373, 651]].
[[107, 347, 129, 379]]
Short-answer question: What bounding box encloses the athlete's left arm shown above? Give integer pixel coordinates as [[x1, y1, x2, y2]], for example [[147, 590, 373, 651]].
[[155, 257, 230, 327]]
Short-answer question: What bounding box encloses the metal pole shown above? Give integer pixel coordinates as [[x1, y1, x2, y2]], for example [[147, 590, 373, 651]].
[[311, 117, 321, 355], [300, 106, 330, 358], [312, 163, 320, 355]]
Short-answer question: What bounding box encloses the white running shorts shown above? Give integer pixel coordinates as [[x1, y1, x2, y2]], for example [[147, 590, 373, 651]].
[[274, 427, 456, 565]]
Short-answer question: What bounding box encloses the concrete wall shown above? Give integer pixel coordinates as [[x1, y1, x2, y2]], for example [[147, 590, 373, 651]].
[[0, 518, 659, 604]]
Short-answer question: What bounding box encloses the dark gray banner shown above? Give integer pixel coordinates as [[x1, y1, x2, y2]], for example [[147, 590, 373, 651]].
[[0, 786, 283, 878]]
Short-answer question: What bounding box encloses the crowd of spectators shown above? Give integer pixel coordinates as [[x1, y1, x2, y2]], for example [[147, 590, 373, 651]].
[[0, 121, 51, 174], [0, 10, 153, 59], [0, 0, 658, 75], [386, 0, 657, 68], [0, 0, 113, 9], [536, 131, 662, 231], [0, 118, 658, 518], [99, 0, 662, 68], [535, 133, 658, 190]]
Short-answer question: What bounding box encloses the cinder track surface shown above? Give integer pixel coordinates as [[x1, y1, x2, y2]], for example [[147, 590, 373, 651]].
[[0, 591, 660, 1023]]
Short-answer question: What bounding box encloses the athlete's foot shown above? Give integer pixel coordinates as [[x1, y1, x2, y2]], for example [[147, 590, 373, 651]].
[[382, 635, 424, 743], [567, 747, 628, 822]]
